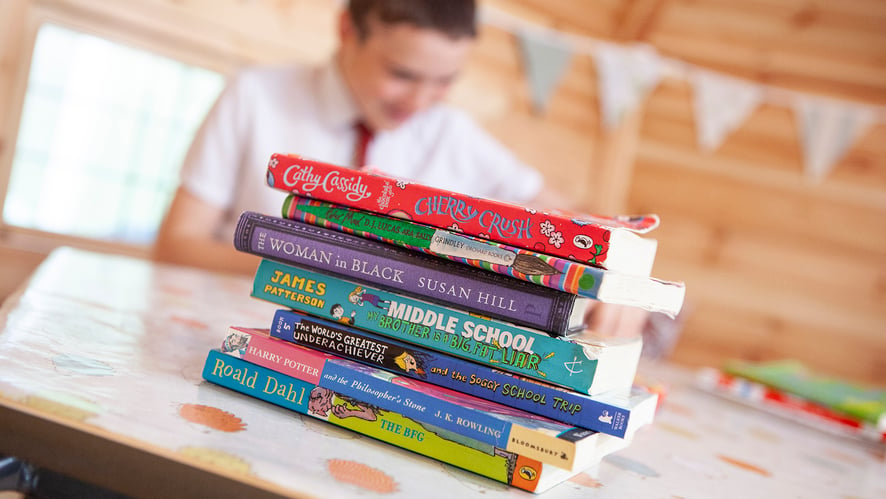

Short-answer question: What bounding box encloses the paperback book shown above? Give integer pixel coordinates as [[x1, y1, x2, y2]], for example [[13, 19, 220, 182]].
[[234, 210, 589, 334], [260, 311, 657, 438], [251, 258, 643, 395], [216, 329, 632, 470], [723, 359, 886, 431], [281, 196, 685, 316], [265, 153, 659, 272], [696, 367, 886, 445], [204, 349, 629, 492]]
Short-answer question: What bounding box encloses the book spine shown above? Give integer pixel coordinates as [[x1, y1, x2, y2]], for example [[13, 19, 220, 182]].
[[317, 360, 501, 446], [270, 310, 637, 438], [698, 368, 886, 444], [203, 349, 572, 493], [253, 258, 602, 394], [723, 360, 886, 428], [284, 196, 604, 294], [204, 348, 312, 411], [221, 328, 591, 469], [235, 211, 579, 334], [283, 196, 685, 317], [220, 326, 331, 383], [266, 153, 658, 267], [318, 359, 585, 470]]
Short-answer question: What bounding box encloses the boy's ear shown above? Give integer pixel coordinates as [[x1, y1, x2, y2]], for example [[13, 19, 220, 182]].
[[338, 10, 356, 44]]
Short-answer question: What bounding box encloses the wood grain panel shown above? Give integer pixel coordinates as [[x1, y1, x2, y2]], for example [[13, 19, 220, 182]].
[[662, 257, 883, 338], [0, 246, 45, 304], [485, 114, 595, 204], [644, 216, 886, 314], [647, 0, 886, 103], [672, 300, 886, 383], [0, 0, 30, 205], [490, 0, 618, 38], [631, 159, 886, 252]]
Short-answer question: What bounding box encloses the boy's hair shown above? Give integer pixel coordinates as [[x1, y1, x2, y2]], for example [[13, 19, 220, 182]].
[[348, 0, 477, 40]]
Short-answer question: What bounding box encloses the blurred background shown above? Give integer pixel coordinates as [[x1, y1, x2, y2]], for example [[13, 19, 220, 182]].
[[0, 0, 883, 385]]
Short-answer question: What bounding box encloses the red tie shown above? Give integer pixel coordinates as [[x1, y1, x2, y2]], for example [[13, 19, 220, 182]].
[[353, 121, 373, 169]]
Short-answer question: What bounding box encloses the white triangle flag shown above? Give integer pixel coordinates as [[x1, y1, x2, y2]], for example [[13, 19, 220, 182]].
[[691, 70, 763, 151], [794, 97, 875, 182], [517, 30, 573, 115], [595, 42, 663, 129]]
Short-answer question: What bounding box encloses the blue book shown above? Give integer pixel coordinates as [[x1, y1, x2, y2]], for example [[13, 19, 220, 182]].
[[205, 344, 630, 472], [316, 359, 615, 471], [269, 308, 657, 439], [202, 349, 621, 492]]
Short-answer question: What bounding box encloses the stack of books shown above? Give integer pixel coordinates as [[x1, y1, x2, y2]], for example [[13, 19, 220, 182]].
[[201, 153, 687, 493], [697, 359, 886, 446]]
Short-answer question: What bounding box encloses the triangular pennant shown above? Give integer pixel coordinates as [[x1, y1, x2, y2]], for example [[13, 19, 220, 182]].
[[517, 30, 573, 115], [595, 42, 662, 129], [794, 97, 875, 182], [691, 70, 763, 151]]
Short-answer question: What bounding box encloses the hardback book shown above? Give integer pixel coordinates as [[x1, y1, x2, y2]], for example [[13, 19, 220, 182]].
[[722, 359, 886, 431], [281, 196, 685, 316], [696, 367, 886, 445], [235, 211, 590, 335], [258, 311, 657, 438], [265, 153, 659, 273], [251, 258, 644, 395], [203, 349, 630, 493], [211, 335, 627, 472]]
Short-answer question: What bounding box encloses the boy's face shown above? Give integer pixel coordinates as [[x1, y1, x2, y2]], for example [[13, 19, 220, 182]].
[[339, 15, 473, 131]]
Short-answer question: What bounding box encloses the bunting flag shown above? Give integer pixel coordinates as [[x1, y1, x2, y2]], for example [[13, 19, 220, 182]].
[[691, 70, 763, 152], [594, 42, 663, 129], [794, 97, 875, 182], [483, 2, 886, 182], [516, 30, 573, 115]]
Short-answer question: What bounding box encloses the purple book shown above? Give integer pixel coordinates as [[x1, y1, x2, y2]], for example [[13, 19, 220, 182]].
[[234, 211, 590, 334]]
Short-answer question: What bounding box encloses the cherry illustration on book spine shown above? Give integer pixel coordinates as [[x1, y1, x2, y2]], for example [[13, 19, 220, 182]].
[[265, 153, 659, 273]]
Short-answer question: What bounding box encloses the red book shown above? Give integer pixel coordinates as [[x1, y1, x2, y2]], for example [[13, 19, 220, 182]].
[[696, 367, 886, 445], [266, 153, 659, 274]]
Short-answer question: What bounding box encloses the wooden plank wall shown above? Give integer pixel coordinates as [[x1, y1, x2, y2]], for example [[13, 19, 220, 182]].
[[0, 0, 883, 384], [626, 0, 886, 385]]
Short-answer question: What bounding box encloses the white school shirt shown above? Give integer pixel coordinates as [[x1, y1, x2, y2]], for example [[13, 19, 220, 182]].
[[179, 61, 544, 240]]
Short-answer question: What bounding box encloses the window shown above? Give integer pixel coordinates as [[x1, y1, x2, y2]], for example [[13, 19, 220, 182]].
[[3, 23, 225, 245]]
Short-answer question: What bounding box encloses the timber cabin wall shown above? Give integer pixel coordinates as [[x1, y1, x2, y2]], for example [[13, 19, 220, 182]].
[[0, 0, 883, 384]]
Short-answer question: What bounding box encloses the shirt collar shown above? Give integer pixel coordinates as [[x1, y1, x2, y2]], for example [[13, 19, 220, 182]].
[[316, 57, 361, 131]]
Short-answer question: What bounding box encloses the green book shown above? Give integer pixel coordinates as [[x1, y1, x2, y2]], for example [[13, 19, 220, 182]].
[[723, 359, 886, 429]]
